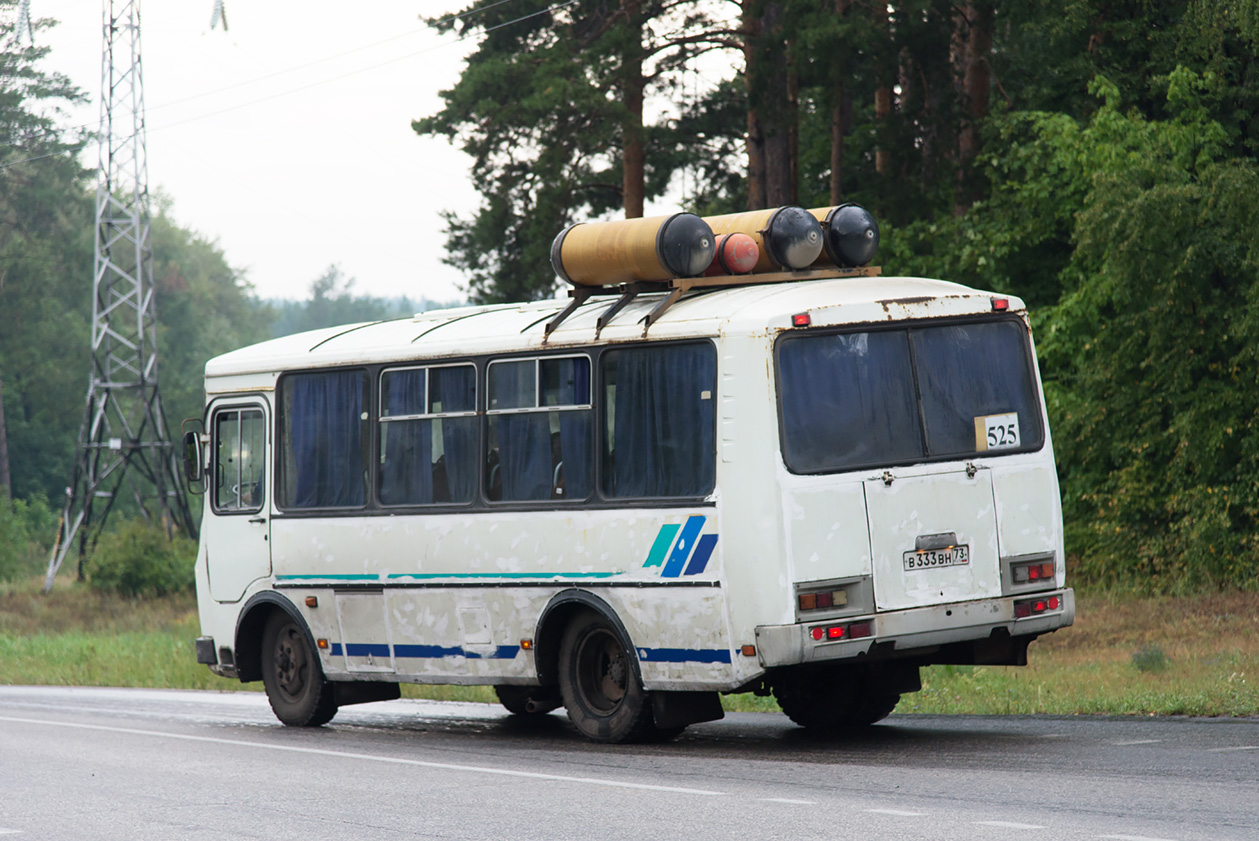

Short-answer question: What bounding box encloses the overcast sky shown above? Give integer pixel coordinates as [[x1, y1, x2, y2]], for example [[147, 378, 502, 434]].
[[33, 0, 485, 303]]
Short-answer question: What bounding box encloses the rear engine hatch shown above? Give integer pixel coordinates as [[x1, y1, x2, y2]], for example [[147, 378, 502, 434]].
[[865, 466, 1001, 612]]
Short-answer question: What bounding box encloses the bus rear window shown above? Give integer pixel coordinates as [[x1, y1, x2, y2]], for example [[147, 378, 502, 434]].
[[778, 319, 1044, 473]]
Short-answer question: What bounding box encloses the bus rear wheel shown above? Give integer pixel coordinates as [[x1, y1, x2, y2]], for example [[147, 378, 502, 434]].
[[773, 670, 900, 732], [558, 611, 655, 743], [261, 611, 338, 727]]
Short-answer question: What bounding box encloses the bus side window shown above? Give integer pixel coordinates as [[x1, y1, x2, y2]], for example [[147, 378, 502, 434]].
[[278, 370, 369, 509], [486, 355, 592, 503], [601, 343, 715, 499], [379, 364, 477, 506]]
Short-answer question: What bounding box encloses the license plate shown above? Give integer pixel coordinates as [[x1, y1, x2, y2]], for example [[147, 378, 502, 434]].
[[903, 544, 970, 571]]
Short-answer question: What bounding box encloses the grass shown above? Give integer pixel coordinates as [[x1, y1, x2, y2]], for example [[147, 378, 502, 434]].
[[2, 577, 1257, 717]]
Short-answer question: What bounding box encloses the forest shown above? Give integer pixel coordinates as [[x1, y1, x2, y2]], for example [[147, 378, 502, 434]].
[[4, 0, 1259, 591]]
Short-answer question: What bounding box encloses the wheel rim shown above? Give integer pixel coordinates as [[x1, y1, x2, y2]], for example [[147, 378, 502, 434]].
[[272, 624, 309, 703], [574, 627, 628, 714]]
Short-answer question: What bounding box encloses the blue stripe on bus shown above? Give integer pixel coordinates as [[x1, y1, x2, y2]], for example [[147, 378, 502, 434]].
[[684, 533, 719, 576], [643, 523, 681, 568], [637, 647, 731, 664], [393, 644, 519, 660], [328, 644, 521, 660], [277, 572, 621, 582], [661, 515, 706, 578], [326, 643, 723, 664]]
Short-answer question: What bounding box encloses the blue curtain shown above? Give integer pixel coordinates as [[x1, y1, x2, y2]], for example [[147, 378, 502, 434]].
[[490, 362, 551, 501], [434, 367, 477, 503], [289, 371, 366, 508], [608, 344, 715, 498], [557, 358, 592, 500], [379, 369, 432, 505], [778, 332, 922, 472]]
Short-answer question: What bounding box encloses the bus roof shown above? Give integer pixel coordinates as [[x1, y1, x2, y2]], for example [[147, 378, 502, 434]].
[[205, 275, 1022, 379]]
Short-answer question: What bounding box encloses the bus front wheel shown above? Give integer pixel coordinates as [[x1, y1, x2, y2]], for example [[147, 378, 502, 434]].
[[261, 611, 338, 727], [558, 611, 655, 743]]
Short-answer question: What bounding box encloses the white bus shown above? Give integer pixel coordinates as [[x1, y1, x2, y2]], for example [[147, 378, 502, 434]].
[[187, 205, 1073, 742]]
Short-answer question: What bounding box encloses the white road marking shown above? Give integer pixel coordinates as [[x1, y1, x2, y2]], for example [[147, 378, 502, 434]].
[[0, 715, 725, 797], [1098, 835, 1181, 841], [866, 809, 925, 817], [0, 830, 23, 836], [761, 798, 815, 805], [976, 821, 1046, 829], [1207, 745, 1259, 753], [1110, 739, 1161, 746]]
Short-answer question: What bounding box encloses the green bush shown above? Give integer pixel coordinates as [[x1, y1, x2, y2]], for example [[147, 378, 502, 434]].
[[84, 519, 196, 597], [0, 493, 57, 582]]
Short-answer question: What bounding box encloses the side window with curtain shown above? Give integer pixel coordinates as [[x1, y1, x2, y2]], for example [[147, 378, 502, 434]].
[[601, 342, 716, 499], [214, 407, 266, 513], [278, 370, 369, 509], [379, 363, 477, 506], [486, 355, 591, 502]]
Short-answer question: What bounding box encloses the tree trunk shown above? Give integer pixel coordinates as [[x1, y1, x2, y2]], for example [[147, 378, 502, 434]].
[[744, 0, 796, 209], [955, 0, 994, 212], [873, 3, 893, 177], [622, 0, 645, 218], [0, 372, 10, 499], [829, 0, 854, 204]]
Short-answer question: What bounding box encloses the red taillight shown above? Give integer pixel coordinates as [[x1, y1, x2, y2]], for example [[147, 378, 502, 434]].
[[1015, 595, 1062, 618], [1013, 559, 1056, 584], [992, 297, 1009, 311], [792, 313, 811, 327], [827, 626, 844, 639], [815, 591, 833, 609]]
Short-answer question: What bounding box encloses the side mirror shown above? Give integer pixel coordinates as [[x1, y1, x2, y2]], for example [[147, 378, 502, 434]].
[[181, 419, 206, 494]]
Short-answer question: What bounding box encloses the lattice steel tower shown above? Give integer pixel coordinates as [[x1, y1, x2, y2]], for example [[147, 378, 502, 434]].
[[45, 0, 196, 591]]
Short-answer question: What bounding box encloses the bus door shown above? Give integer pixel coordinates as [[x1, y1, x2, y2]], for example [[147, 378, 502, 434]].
[[207, 400, 272, 602], [865, 466, 1002, 612]]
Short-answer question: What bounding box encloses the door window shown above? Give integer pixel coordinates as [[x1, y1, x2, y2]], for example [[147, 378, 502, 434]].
[[214, 408, 266, 513]]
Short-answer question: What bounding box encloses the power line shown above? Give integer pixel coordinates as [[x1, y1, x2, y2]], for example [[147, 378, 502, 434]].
[[145, 0, 581, 136], [1, 0, 579, 168], [4, 0, 527, 147]]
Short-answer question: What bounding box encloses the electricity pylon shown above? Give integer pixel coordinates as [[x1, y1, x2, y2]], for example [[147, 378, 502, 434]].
[[45, 0, 196, 592]]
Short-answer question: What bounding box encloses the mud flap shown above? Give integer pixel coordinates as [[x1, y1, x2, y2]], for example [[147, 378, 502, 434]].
[[333, 681, 402, 707], [651, 691, 725, 729]]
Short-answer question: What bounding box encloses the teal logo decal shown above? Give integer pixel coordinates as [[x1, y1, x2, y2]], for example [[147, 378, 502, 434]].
[[642, 515, 718, 578]]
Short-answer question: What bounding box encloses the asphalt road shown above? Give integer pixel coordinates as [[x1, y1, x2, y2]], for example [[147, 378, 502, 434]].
[[0, 686, 1256, 840]]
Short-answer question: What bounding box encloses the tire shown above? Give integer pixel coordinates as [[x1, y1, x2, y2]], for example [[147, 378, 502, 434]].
[[558, 610, 656, 743], [260, 611, 338, 727], [773, 670, 900, 733], [494, 685, 562, 716]]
